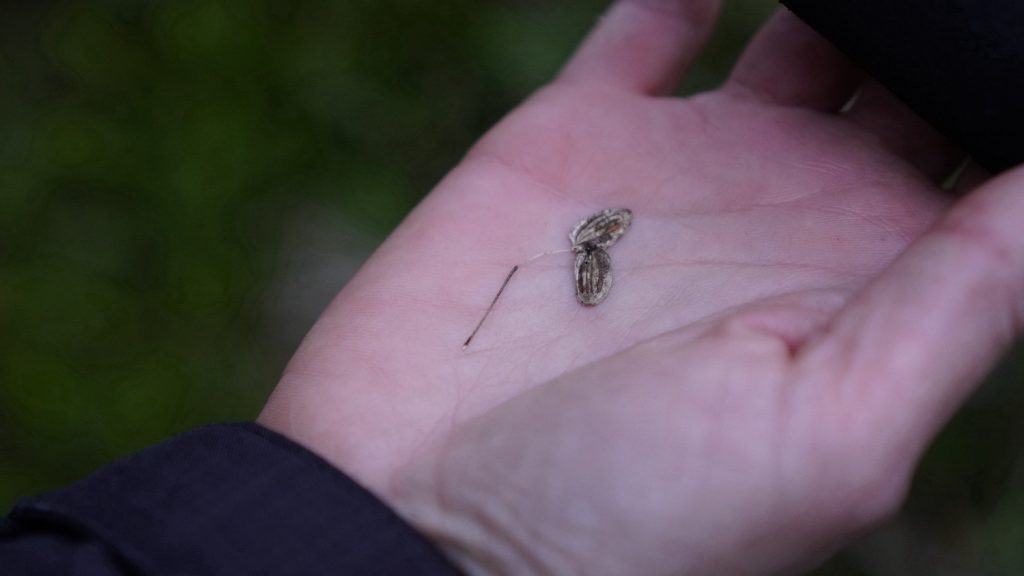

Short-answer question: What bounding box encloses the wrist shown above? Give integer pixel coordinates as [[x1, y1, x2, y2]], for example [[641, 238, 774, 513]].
[[390, 482, 551, 576], [256, 405, 548, 574], [387, 444, 567, 576]]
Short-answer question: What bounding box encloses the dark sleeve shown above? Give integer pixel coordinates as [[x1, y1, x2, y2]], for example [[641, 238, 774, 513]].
[[781, 0, 1024, 173], [1, 422, 461, 576]]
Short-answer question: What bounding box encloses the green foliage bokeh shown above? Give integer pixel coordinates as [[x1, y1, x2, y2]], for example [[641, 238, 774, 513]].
[[1, 1, 1021, 574]]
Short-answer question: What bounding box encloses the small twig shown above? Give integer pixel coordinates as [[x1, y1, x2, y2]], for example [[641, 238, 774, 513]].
[[461, 249, 572, 350], [462, 265, 520, 350]]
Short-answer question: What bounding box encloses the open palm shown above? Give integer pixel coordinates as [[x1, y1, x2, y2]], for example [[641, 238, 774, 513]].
[[260, 4, 1024, 574]]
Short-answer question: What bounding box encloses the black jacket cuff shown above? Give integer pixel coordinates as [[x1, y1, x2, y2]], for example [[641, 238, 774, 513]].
[[782, 0, 1024, 173], [6, 422, 460, 575]]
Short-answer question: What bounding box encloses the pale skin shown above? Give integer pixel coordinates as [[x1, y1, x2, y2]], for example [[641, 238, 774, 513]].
[[259, 1, 1024, 574]]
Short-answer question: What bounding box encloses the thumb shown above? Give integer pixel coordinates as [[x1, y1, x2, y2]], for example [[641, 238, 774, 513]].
[[804, 166, 1024, 456]]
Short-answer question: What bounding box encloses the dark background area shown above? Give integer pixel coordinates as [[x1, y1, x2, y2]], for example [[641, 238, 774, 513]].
[[1, 1, 1021, 573]]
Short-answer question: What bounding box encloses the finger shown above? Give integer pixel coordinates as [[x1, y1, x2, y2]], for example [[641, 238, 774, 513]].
[[558, 0, 722, 95], [803, 166, 1024, 458], [724, 9, 862, 110], [845, 80, 963, 181]]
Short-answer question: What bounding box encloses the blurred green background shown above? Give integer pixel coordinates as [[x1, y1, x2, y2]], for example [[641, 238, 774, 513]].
[[1, 0, 1021, 573]]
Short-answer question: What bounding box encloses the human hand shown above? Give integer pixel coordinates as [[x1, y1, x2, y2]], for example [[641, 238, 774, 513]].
[[259, 2, 1024, 574]]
